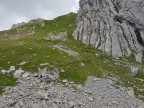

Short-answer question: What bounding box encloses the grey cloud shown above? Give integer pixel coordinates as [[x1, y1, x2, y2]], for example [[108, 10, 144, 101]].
[[0, 0, 79, 31]]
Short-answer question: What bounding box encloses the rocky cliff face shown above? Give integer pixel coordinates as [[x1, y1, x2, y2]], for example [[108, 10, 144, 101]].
[[73, 0, 144, 62]]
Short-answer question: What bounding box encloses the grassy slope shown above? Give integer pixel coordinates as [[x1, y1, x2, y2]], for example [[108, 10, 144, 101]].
[[0, 12, 144, 97]]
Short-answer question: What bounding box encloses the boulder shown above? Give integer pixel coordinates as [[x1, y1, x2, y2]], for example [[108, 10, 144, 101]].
[[14, 70, 25, 78]]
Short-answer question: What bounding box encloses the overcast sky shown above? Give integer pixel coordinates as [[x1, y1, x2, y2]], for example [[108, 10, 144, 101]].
[[0, 0, 79, 31]]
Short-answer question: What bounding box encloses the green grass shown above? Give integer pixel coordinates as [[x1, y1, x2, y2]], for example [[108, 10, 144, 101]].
[[0, 73, 17, 94], [0, 12, 143, 97]]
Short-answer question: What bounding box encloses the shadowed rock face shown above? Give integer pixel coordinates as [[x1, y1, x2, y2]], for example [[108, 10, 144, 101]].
[[73, 0, 144, 62]]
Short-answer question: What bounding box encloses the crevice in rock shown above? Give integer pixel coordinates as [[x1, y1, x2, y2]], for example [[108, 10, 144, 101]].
[[127, 21, 136, 28], [127, 25, 137, 51], [114, 16, 123, 23], [114, 5, 120, 13], [134, 28, 144, 46]]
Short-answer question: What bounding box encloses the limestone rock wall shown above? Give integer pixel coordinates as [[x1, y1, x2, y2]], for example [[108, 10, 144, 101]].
[[73, 0, 144, 62]]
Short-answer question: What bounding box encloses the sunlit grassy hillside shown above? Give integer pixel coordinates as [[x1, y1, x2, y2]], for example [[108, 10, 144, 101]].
[[0, 13, 143, 98]]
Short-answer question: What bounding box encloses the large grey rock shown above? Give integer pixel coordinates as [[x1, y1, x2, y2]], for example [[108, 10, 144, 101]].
[[73, 0, 144, 62], [14, 70, 25, 78]]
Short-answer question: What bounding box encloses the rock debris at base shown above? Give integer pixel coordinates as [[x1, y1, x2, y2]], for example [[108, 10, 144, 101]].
[[0, 69, 143, 108]]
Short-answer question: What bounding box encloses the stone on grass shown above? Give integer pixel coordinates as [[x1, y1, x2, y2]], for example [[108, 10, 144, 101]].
[[19, 61, 28, 66], [61, 70, 65, 72], [81, 62, 85, 67], [62, 79, 68, 83], [9, 66, 15, 72], [131, 67, 138, 77], [40, 63, 49, 66], [1, 69, 7, 74], [95, 53, 100, 57]]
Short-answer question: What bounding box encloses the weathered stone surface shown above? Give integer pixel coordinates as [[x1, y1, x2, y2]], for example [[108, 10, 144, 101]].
[[43, 32, 67, 41], [73, 0, 144, 62], [48, 68, 59, 81], [0, 76, 143, 108], [127, 87, 135, 97], [62, 79, 68, 83], [13, 70, 25, 78], [53, 44, 79, 57], [9, 66, 16, 72], [131, 66, 139, 77], [28, 18, 45, 26], [11, 22, 26, 29], [19, 61, 28, 66], [22, 72, 30, 78], [0, 69, 7, 74]]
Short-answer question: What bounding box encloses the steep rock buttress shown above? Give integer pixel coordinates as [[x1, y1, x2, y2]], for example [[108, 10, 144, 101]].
[[73, 0, 144, 62]]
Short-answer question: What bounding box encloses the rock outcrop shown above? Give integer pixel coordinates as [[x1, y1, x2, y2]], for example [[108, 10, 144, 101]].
[[28, 18, 45, 27], [73, 0, 144, 62], [10, 18, 45, 30], [11, 22, 26, 29]]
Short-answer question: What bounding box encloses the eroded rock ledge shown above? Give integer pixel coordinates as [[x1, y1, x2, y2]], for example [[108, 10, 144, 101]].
[[73, 0, 144, 62]]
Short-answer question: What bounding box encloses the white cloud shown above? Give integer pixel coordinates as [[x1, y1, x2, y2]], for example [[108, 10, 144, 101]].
[[0, 0, 79, 31], [71, 0, 80, 12]]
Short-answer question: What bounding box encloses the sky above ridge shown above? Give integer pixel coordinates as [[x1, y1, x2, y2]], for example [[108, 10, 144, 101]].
[[0, 0, 79, 31]]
